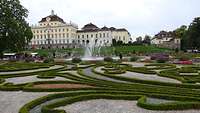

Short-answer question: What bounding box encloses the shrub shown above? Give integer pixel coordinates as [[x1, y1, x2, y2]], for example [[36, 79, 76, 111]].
[[43, 58, 54, 63], [72, 57, 82, 63], [104, 57, 113, 62], [150, 53, 169, 61], [25, 57, 34, 62], [178, 54, 191, 61], [130, 56, 138, 62]]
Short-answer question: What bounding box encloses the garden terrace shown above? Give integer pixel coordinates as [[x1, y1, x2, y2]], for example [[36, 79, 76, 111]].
[[1, 61, 200, 113]]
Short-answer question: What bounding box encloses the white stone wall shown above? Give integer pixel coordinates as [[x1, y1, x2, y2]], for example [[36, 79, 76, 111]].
[[30, 22, 77, 48]]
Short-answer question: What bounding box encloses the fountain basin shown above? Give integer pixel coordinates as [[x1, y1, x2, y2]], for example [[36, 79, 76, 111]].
[[65, 57, 120, 61]]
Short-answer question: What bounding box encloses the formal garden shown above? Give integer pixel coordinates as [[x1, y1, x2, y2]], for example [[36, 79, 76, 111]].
[[1, 54, 200, 113], [1, 1, 200, 113]]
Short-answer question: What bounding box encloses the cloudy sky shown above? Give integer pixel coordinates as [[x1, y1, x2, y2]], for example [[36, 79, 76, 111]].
[[20, 0, 200, 38]]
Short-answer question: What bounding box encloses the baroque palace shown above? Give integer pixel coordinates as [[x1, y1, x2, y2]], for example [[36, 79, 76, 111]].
[[30, 10, 131, 49]]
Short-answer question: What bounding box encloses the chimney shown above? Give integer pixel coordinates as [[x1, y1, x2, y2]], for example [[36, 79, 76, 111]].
[[51, 10, 54, 16]]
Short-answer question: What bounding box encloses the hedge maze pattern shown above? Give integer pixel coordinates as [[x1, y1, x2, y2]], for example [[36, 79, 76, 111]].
[[1, 62, 200, 113]]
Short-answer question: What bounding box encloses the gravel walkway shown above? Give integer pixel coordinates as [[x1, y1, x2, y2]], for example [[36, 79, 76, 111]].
[[5, 75, 67, 84], [121, 71, 181, 83], [83, 68, 128, 83], [0, 65, 64, 75], [95, 67, 180, 83], [0, 91, 51, 113], [122, 62, 147, 67], [58, 99, 200, 113]]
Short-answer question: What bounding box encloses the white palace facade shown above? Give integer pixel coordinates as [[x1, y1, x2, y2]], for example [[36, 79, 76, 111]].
[[29, 11, 131, 49]]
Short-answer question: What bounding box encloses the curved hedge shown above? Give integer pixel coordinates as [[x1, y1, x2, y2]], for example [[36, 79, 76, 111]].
[[137, 96, 200, 110], [1, 62, 200, 113]]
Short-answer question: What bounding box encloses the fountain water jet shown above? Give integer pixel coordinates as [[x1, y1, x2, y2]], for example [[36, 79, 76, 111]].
[[82, 38, 103, 61]]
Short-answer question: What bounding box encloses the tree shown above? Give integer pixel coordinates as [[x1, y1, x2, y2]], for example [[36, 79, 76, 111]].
[[0, 0, 33, 56], [134, 36, 143, 45], [174, 25, 187, 38], [183, 17, 200, 50], [116, 40, 123, 45], [174, 25, 187, 50], [112, 39, 117, 46], [143, 35, 151, 45]]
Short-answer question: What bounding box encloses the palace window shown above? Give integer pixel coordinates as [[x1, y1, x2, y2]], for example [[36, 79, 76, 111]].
[[96, 34, 98, 38], [82, 35, 84, 38], [63, 33, 65, 38], [91, 34, 93, 38], [67, 33, 69, 38], [103, 33, 105, 37]]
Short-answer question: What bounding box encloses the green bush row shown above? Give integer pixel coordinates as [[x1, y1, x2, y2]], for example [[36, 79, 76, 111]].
[[82, 68, 200, 99], [92, 66, 200, 92], [137, 96, 200, 110], [0, 62, 53, 72], [126, 67, 156, 74], [19, 90, 140, 113]]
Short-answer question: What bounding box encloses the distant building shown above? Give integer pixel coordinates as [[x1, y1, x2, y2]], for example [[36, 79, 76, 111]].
[[77, 23, 131, 46], [151, 31, 181, 49], [29, 10, 131, 49], [30, 10, 78, 49]]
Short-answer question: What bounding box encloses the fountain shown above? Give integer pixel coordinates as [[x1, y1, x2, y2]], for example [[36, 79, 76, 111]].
[[82, 38, 104, 61], [65, 37, 119, 61]]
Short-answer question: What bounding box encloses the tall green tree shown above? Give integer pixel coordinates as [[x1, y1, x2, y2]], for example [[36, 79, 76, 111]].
[[174, 25, 187, 50], [174, 25, 187, 38], [143, 35, 151, 45], [183, 17, 200, 50], [0, 0, 32, 56]]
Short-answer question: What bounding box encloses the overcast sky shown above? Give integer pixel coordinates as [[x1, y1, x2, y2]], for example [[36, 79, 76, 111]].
[[20, 0, 200, 38]]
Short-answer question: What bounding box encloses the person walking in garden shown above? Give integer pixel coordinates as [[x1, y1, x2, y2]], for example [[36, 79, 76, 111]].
[[119, 53, 123, 60]]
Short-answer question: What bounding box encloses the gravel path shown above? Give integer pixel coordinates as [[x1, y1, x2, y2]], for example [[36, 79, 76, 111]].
[[122, 62, 147, 67], [0, 91, 51, 113], [58, 99, 200, 113], [121, 71, 181, 83], [0, 65, 64, 75], [95, 67, 180, 83], [5, 75, 67, 84], [83, 68, 128, 83]]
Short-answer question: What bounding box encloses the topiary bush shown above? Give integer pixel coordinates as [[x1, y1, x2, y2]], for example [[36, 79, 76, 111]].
[[104, 57, 113, 62], [178, 54, 191, 61], [43, 58, 54, 63], [72, 57, 82, 63], [130, 56, 138, 62]]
